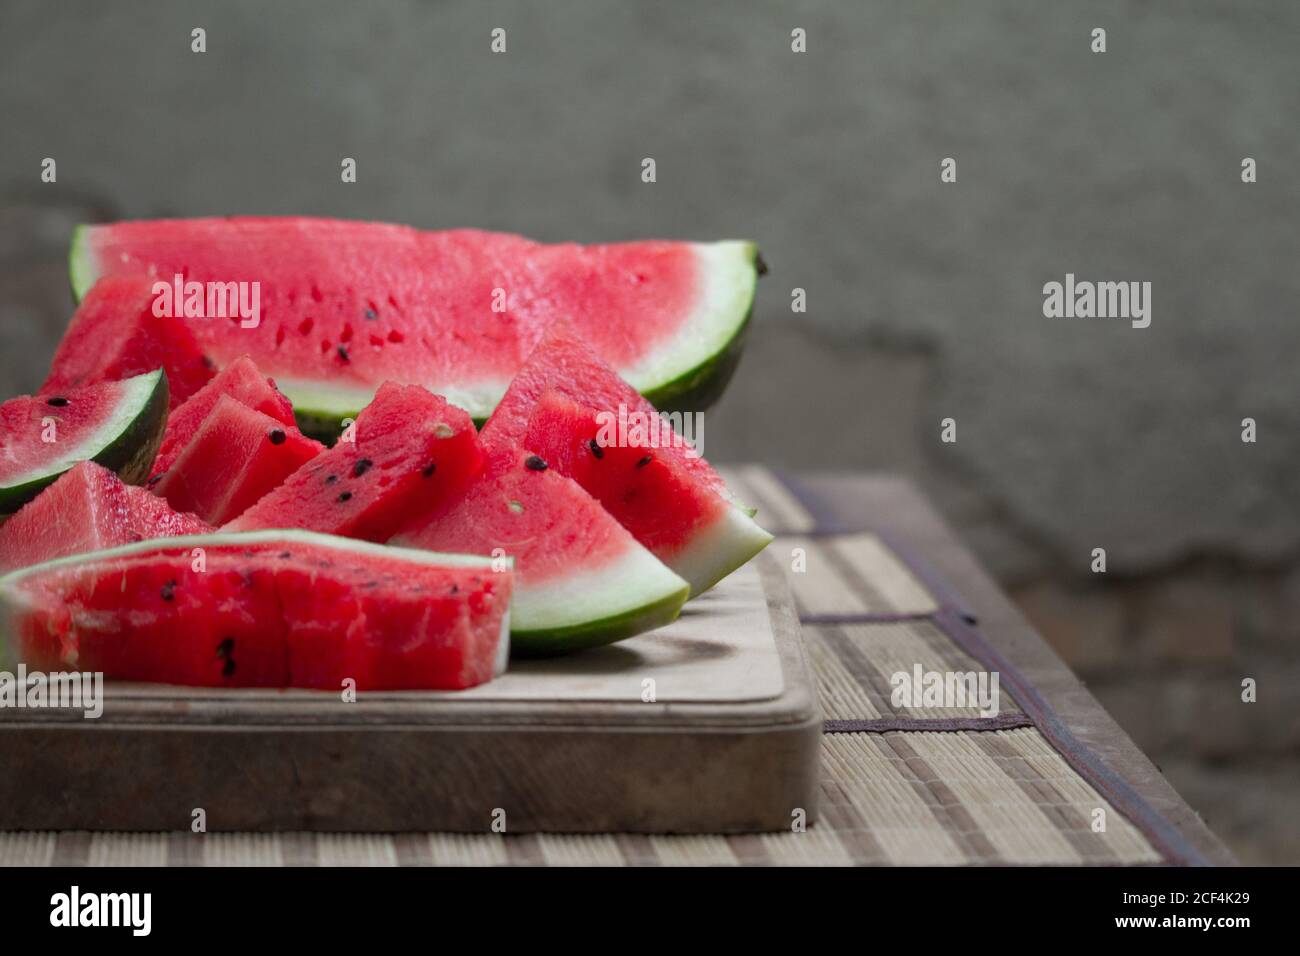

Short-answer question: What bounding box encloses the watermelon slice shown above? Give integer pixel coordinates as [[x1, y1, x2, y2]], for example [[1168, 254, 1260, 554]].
[[0, 461, 209, 574], [0, 369, 169, 514], [483, 325, 772, 596], [0, 530, 511, 690], [150, 354, 296, 480], [225, 382, 484, 541], [45, 276, 214, 408], [69, 218, 760, 428], [393, 449, 689, 654], [152, 395, 324, 525]]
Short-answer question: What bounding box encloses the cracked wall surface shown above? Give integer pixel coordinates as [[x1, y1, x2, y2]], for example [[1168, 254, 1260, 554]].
[[1, 0, 1297, 861]]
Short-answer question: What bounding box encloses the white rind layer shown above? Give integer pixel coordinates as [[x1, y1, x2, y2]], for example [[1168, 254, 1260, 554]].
[[3, 370, 161, 490], [510, 543, 688, 634], [622, 241, 757, 395], [667, 501, 774, 598]]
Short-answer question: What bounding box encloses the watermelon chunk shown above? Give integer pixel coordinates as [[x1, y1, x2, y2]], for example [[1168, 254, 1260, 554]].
[[44, 276, 214, 408], [0, 461, 210, 574], [151, 354, 296, 480], [393, 450, 689, 654], [483, 325, 772, 596], [225, 382, 484, 541], [0, 369, 169, 514], [0, 531, 511, 690], [152, 395, 324, 525], [69, 218, 760, 427]]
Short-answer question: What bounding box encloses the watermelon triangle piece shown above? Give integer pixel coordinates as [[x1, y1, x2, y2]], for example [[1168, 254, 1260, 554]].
[[44, 276, 214, 408], [393, 449, 689, 654], [0, 368, 169, 514], [0, 461, 210, 574], [225, 383, 484, 542], [152, 395, 324, 525], [482, 324, 772, 596], [150, 354, 297, 480]]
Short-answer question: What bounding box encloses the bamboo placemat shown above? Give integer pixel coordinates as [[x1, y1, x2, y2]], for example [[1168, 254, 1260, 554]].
[[0, 466, 1194, 866]]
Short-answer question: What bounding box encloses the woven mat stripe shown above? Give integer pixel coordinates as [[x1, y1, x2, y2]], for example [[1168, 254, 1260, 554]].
[[768, 468, 1202, 867], [971, 731, 1121, 865], [810, 619, 1023, 726], [768, 468, 977, 623], [932, 608, 1207, 867]]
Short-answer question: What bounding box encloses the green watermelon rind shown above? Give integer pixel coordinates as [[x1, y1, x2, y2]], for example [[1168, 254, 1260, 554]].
[[68, 224, 97, 303], [0, 529, 514, 674], [635, 240, 760, 415], [671, 502, 775, 598], [0, 369, 169, 515], [510, 586, 688, 656], [69, 230, 761, 435]]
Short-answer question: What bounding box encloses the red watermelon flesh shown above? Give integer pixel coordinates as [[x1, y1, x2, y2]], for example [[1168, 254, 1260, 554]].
[[0, 461, 209, 574], [0, 531, 510, 690], [152, 395, 323, 525], [225, 382, 484, 542], [44, 276, 214, 408], [70, 218, 760, 422], [0, 368, 169, 515], [150, 354, 296, 480], [482, 324, 772, 596], [393, 449, 688, 654]]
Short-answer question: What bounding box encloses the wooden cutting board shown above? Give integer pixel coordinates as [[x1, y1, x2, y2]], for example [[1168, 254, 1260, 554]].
[[0, 550, 820, 834]]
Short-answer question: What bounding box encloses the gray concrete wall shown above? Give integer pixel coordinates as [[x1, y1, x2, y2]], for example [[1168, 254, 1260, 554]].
[[1, 0, 1297, 861]]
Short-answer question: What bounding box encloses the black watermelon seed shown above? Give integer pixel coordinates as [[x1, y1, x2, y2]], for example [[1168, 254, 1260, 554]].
[[337, 344, 350, 363], [45, 397, 69, 407], [588, 439, 604, 459], [755, 252, 770, 276], [160, 580, 176, 601], [364, 307, 378, 321], [525, 455, 548, 472], [337, 491, 353, 502], [268, 428, 287, 445], [222, 658, 236, 677], [147, 472, 165, 488], [203, 355, 217, 370], [217, 637, 234, 657], [278, 551, 291, 559], [325, 474, 338, 484], [128, 532, 143, 542], [352, 458, 373, 477], [421, 462, 437, 477], [636, 454, 653, 468], [450, 584, 459, 594]]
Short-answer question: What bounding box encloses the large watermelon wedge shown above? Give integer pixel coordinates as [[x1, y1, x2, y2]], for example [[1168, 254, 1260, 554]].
[[0, 369, 169, 514], [0, 530, 511, 690], [393, 449, 689, 655], [483, 324, 772, 597], [69, 218, 760, 428]]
